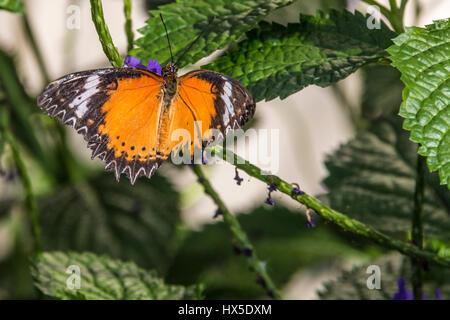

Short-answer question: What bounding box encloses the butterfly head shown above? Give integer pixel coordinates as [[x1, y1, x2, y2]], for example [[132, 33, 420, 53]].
[[162, 62, 178, 80]]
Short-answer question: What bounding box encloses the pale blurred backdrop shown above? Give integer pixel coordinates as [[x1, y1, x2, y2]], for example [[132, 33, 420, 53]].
[[0, 0, 448, 299]]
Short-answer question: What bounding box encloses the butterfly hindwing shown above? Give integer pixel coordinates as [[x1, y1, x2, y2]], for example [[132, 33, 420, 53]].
[[37, 67, 164, 184], [178, 70, 256, 147]]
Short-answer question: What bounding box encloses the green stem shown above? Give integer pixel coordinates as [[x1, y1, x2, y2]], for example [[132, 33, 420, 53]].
[[209, 145, 450, 268], [361, 0, 392, 20], [22, 12, 50, 84], [362, 0, 407, 33], [0, 110, 42, 255], [411, 154, 426, 299], [191, 165, 281, 299], [90, 0, 124, 67], [124, 0, 134, 52]]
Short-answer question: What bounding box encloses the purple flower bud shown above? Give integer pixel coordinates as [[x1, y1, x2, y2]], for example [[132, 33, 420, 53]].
[[147, 59, 162, 76], [435, 288, 441, 300], [265, 197, 275, 206], [268, 183, 277, 192], [293, 187, 305, 195], [392, 278, 413, 300], [124, 56, 147, 69], [124, 56, 162, 76], [306, 217, 316, 228], [234, 168, 243, 186]]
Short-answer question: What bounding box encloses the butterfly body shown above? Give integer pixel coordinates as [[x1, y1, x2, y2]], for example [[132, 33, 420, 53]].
[[37, 64, 255, 184]]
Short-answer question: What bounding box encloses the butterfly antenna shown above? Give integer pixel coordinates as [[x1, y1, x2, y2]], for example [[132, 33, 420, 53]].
[[160, 13, 174, 63], [175, 16, 216, 66]]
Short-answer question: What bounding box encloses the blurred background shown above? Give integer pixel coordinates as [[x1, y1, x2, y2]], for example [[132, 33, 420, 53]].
[[0, 0, 448, 299]]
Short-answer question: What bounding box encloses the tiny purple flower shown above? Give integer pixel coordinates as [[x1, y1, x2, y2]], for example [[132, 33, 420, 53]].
[[291, 183, 304, 195], [392, 278, 414, 300], [123, 56, 162, 76], [306, 217, 316, 228], [268, 183, 277, 192], [147, 59, 162, 75], [435, 288, 441, 300], [393, 278, 442, 300], [234, 168, 243, 186], [265, 197, 275, 206], [124, 56, 147, 69]]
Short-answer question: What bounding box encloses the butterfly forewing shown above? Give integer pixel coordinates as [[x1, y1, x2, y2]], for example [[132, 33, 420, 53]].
[[37, 68, 164, 184]]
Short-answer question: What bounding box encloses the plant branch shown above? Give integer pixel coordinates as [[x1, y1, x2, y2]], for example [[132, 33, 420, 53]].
[[191, 165, 281, 299], [0, 109, 42, 255], [124, 0, 134, 52], [22, 12, 50, 84], [361, 0, 391, 20], [411, 154, 426, 299], [90, 0, 123, 67], [208, 145, 450, 268], [362, 0, 407, 33]]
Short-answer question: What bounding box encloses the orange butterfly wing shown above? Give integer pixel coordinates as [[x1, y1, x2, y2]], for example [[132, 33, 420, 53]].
[[37, 68, 164, 184], [165, 70, 256, 158]]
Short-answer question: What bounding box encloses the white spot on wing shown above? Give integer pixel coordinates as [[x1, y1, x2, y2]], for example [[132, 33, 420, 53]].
[[221, 81, 235, 126], [75, 100, 89, 118], [69, 75, 100, 118]]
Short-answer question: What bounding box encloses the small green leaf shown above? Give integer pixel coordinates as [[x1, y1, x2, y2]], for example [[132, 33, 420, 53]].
[[38, 173, 181, 273], [387, 19, 450, 188], [323, 117, 450, 242], [31, 251, 202, 300], [319, 253, 450, 299], [203, 10, 396, 102], [132, 0, 294, 67], [0, 0, 23, 13]]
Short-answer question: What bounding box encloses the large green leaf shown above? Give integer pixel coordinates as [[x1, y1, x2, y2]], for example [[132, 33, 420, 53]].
[[0, 0, 23, 13], [387, 19, 450, 188], [132, 0, 294, 67], [31, 251, 202, 300], [203, 10, 396, 102], [323, 116, 450, 243], [319, 253, 449, 299], [38, 173, 181, 273], [167, 206, 369, 299]]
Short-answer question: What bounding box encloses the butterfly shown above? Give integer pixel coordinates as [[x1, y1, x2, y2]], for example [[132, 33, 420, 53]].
[[37, 61, 255, 184]]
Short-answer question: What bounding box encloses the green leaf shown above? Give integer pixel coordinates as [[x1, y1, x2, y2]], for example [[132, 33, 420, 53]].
[[31, 251, 202, 300], [38, 173, 181, 273], [323, 116, 450, 242], [387, 19, 450, 188], [167, 206, 369, 299], [319, 253, 449, 299], [203, 10, 396, 102], [0, 0, 23, 13], [132, 0, 294, 67]]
